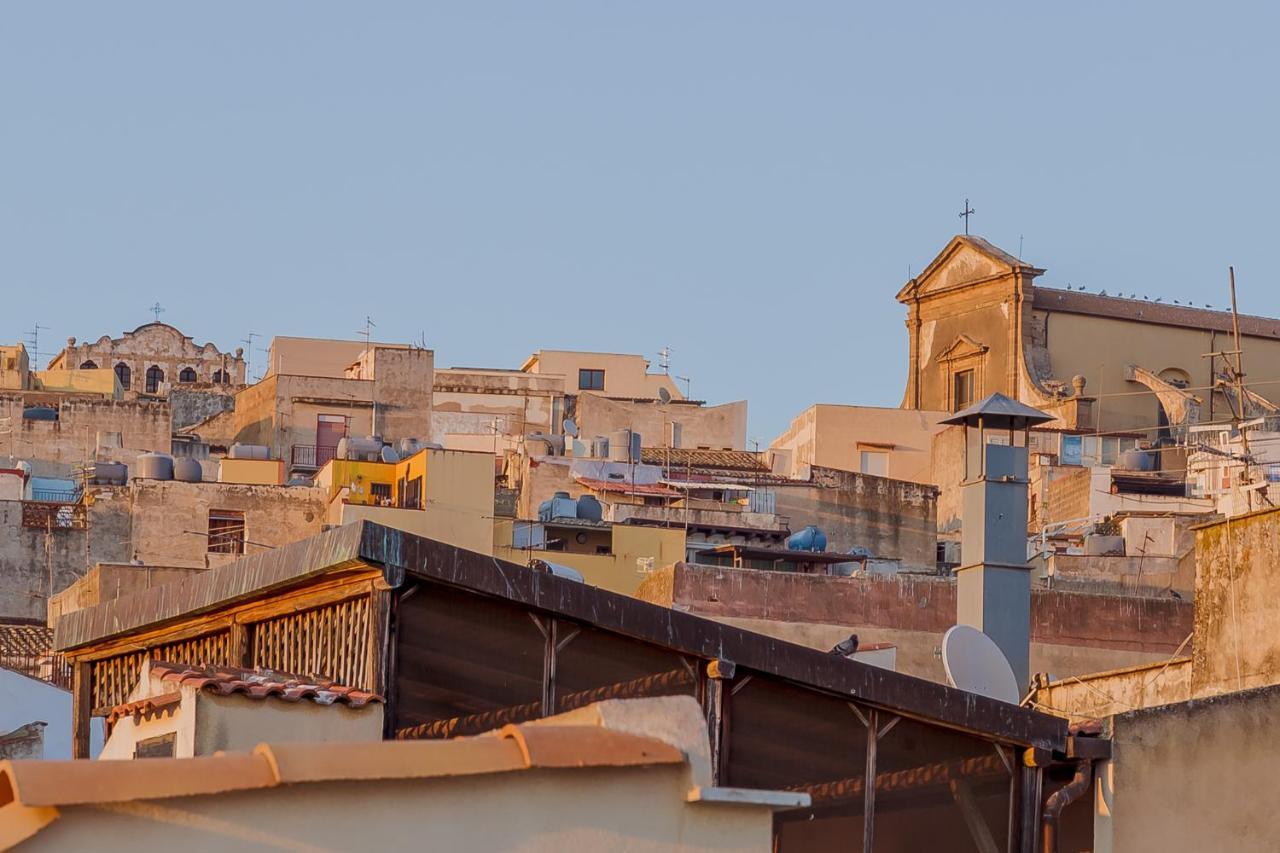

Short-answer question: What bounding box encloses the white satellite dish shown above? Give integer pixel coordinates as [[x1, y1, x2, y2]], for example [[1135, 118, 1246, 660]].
[[941, 625, 1020, 705], [562, 418, 578, 437], [657, 386, 672, 404]]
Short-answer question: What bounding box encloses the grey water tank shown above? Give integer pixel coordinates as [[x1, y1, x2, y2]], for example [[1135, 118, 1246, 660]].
[[21, 406, 58, 422], [338, 436, 383, 461], [609, 429, 634, 462], [91, 462, 128, 486], [548, 491, 578, 520], [135, 452, 174, 481], [576, 494, 603, 522], [173, 457, 203, 483], [229, 443, 270, 460]]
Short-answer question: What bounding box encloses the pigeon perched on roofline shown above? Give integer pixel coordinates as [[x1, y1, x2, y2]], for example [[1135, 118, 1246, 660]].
[[829, 634, 860, 657]]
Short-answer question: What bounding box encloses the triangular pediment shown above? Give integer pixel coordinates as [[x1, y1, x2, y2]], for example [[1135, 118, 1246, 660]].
[[936, 334, 989, 362], [897, 235, 1041, 302]]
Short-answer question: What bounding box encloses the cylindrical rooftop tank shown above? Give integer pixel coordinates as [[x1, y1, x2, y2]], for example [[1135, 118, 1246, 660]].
[[576, 494, 603, 522], [609, 429, 634, 463], [135, 452, 174, 481], [229, 443, 270, 461], [338, 436, 383, 461], [21, 406, 58, 421], [786, 525, 829, 553], [92, 462, 128, 486], [173, 457, 203, 483]]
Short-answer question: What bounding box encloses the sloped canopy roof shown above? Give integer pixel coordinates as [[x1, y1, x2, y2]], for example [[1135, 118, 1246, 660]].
[[940, 392, 1056, 429]]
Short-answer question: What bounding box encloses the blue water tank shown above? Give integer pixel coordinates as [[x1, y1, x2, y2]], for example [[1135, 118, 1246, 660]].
[[786, 525, 829, 553], [22, 406, 58, 421], [577, 494, 603, 522]]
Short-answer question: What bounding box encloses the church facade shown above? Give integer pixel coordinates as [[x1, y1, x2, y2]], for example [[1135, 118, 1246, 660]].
[[48, 323, 246, 398], [898, 236, 1280, 437]]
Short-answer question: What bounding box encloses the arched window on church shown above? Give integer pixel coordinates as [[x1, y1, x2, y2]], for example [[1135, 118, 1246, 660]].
[[145, 365, 164, 395], [79, 360, 97, 369], [212, 369, 226, 384], [179, 367, 197, 383], [115, 363, 131, 390]]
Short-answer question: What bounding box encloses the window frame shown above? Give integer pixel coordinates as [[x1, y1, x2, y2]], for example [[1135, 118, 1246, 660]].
[[208, 509, 246, 555], [578, 368, 606, 392]]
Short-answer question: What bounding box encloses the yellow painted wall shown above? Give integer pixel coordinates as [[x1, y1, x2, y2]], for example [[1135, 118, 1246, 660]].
[[316, 459, 397, 505], [218, 458, 285, 486], [0, 344, 31, 390], [495, 521, 685, 596], [33, 369, 123, 399]]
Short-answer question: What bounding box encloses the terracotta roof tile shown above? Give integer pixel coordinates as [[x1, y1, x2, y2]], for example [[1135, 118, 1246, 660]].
[[105, 692, 182, 727], [148, 660, 382, 709], [573, 477, 682, 497], [639, 447, 770, 473]]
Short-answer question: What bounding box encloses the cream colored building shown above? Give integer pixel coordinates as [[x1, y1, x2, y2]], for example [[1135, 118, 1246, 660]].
[[265, 335, 410, 379], [522, 349, 683, 401], [898, 235, 1280, 436], [0, 695, 799, 852], [769, 404, 949, 484], [0, 345, 31, 391]]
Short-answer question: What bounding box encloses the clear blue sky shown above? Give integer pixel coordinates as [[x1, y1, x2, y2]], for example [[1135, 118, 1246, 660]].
[[4, 3, 1278, 441]]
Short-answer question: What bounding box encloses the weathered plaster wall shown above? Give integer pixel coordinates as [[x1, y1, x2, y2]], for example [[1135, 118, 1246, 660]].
[[1192, 508, 1280, 697], [574, 395, 747, 451], [169, 386, 238, 430], [47, 562, 207, 629], [432, 367, 563, 450], [524, 350, 683, 400], [1094, 685, 1280, 853], [128, 480, 326, 568], [0, 494, 131, 621], [51, 323, 246, 392], [0, 396, 171, 464], [772, 466, 938, 570], [642, 564, 1191, 684], [1030, 657, 1192, 721]]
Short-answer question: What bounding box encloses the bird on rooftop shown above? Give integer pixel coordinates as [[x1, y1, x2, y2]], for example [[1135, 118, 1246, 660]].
[[829, 634, 860, 658], [1155, 297, 1163, 303]]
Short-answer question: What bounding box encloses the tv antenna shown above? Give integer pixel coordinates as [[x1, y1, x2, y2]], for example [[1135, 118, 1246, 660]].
[[242, 331, 259, 379], [24, 323, 48, 366], [676, 375, 692, 399], [657, 345, 673, 374], [359, 316, 376, 349]]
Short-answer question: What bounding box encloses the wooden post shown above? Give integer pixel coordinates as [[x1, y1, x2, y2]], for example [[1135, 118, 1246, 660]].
[[863, 709, 878, 853], [71, 660, 92, 759], [541, 617, 558, 717], [228, 619, 250, 669], [704, 658, 734, 786]]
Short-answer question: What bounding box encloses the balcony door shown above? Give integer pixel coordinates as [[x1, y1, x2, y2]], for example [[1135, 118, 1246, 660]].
[[316, 414, 348, 466]]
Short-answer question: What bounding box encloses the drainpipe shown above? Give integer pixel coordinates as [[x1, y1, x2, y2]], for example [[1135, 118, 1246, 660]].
[[1042, 762, 1092, 853]]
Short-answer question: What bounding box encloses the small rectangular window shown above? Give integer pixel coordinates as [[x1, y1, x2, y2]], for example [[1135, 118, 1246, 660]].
[[578, 368, 605, 391], [953, 369, 976, 411], [370, 482, 392, 503], [401, 476, 423, 510], [859, 450, 888, 476], [208, 509, 245, 555], [134, 733, 176, 759]]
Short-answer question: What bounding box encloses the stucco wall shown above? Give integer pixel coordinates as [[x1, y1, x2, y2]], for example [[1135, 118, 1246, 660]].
[[772, 466, 938, 570], [574, 395, 747, 451], [769, 405, 948, 484], [1030, 657, 1192, 721], [128, 480, 326, 568], [0, 495, 131, 621], [0, 396, 171, 464], [47, 563, 206, 629], [1094, 685, 1280, 853], [644, 564, 1191, 684], [1192, 509, 1280, 697], [524, 350, 683, 401]]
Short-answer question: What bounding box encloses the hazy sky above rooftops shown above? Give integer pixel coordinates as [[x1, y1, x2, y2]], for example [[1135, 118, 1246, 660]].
[[4, 2, 1279, 441]]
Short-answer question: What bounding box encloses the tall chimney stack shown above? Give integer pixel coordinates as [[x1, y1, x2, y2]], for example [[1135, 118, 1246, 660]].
[[940, 393, 1052, 692]]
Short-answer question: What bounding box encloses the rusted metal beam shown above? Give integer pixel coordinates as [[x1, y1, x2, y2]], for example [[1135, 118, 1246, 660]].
[[788, 753, 1009, 804], [395, 667, 697, 740]]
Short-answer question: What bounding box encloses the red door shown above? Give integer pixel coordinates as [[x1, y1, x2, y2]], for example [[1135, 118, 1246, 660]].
[[316, 414, 348, 466]]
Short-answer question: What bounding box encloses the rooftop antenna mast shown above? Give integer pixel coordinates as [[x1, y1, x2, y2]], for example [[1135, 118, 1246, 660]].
[[24, 323, 48, 367], [242, 331, 260, 381], [658, 346, 673, 375], [676, 375, 692, 399], [360, 316, 376, 350], [1203, 267, 1264, 510]]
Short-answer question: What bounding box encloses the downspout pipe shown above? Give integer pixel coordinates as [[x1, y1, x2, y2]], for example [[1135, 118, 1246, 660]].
[[1042, 762, 1093, 853]]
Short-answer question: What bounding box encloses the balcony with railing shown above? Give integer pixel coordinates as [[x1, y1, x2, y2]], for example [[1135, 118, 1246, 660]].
[[290, 444, 338, 470]]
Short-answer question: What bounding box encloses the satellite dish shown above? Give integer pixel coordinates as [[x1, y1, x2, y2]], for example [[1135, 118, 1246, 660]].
[[562, 418, 578, 437], [941, 625, 1020, 705], [657, 386, 672, 404]]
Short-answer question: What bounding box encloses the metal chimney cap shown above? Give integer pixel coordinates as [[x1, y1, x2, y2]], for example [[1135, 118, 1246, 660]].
[[939, 392, 1056, 430]]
